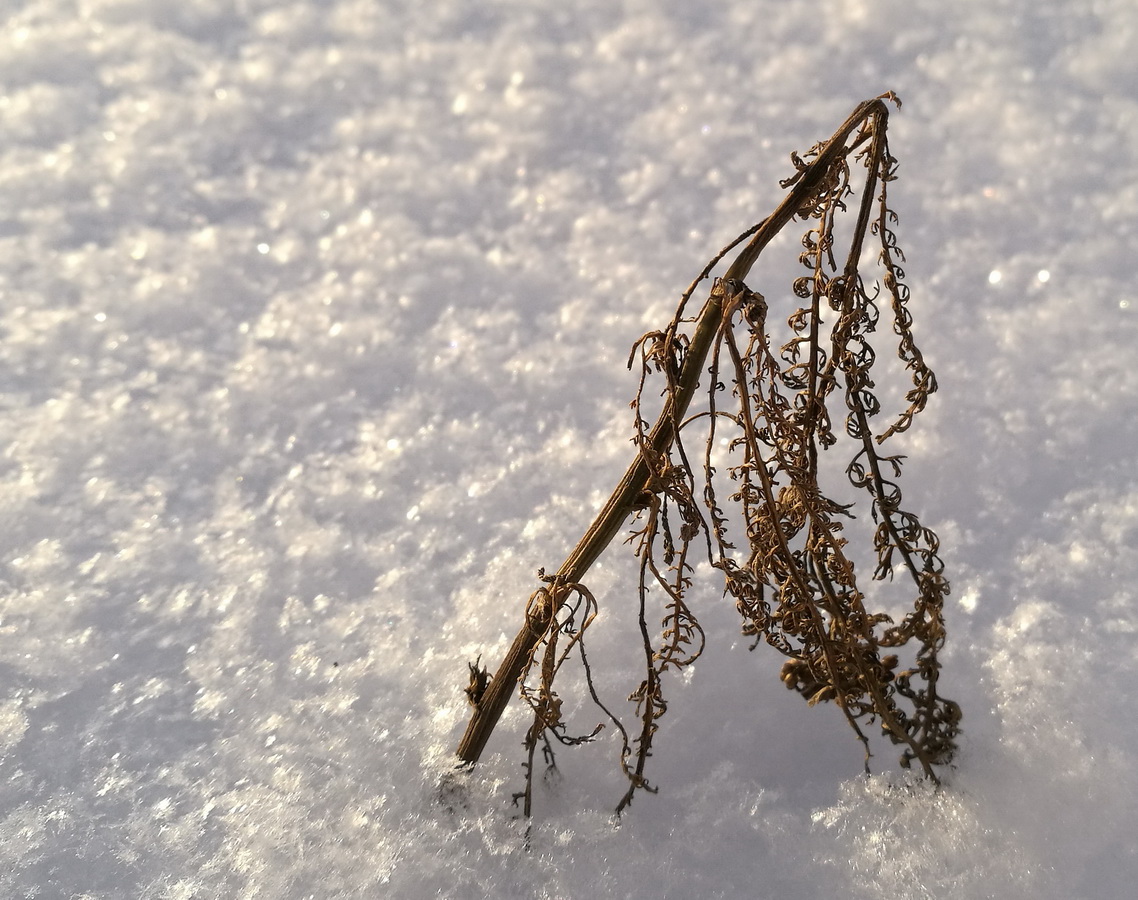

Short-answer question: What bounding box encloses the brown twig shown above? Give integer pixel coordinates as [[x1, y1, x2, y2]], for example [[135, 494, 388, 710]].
[[455, 98, 888, 765], [454, 94, 960, 816]]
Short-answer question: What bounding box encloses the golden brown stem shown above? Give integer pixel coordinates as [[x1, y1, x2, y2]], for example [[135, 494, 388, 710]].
[[455, 98, 892, 765]]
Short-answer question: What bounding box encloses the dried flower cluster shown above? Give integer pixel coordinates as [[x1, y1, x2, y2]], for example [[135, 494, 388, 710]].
[[456, 94, 961, 817]]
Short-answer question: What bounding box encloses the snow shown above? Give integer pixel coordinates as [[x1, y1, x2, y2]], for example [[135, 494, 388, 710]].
[[1, 0, 1136, 896]]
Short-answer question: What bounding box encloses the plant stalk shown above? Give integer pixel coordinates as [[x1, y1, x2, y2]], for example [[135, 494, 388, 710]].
[[455, 98, 890, 765]]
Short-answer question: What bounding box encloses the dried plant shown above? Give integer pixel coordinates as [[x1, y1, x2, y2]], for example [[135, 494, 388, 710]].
[[455, 94, 961, 816]]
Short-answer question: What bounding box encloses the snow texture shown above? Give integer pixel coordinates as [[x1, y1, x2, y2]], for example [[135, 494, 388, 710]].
[[1, 0, 1136, 897]]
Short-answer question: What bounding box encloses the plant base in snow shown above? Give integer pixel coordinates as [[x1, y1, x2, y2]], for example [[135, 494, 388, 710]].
[[455, 94, 961, 816]]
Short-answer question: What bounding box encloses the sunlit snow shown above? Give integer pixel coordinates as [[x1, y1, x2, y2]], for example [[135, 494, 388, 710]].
[[1, 1, 1136, 897]]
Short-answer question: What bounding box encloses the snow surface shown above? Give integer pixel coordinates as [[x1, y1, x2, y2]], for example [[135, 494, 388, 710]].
[[1, 0, 1136, 897]]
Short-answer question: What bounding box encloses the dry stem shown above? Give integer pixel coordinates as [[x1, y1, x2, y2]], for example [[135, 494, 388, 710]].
[[455, 94, 960, 814]]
